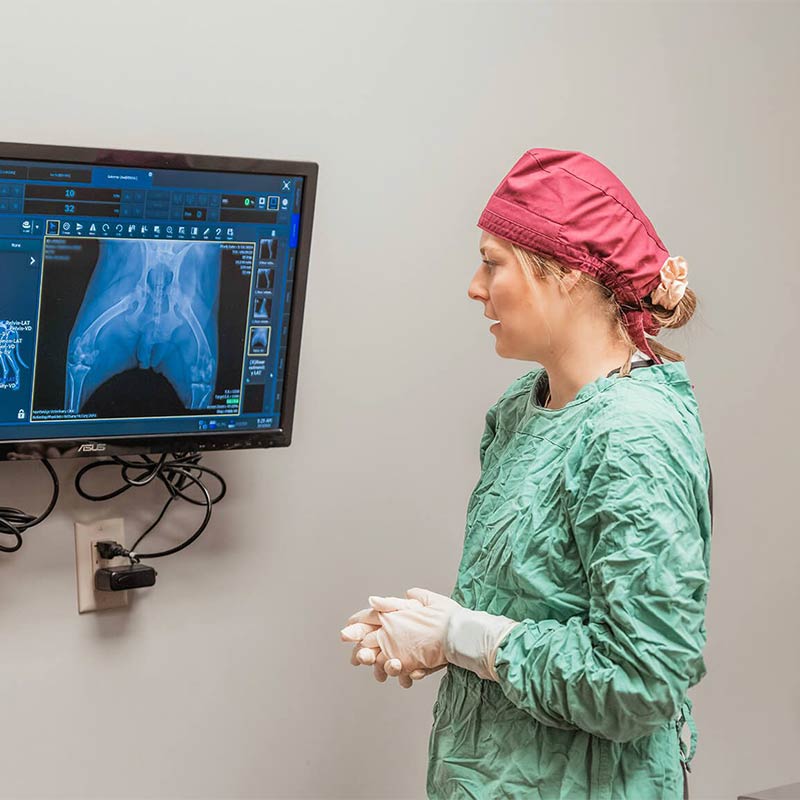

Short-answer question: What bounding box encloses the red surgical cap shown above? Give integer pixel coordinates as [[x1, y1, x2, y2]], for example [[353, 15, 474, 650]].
[[478, 148, 673, 364]]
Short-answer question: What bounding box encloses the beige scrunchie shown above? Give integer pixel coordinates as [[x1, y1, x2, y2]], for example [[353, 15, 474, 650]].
[[650, 256, 688, 310]]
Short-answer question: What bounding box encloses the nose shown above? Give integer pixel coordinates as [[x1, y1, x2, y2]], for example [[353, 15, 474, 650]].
[[467, 267, 487, 303]]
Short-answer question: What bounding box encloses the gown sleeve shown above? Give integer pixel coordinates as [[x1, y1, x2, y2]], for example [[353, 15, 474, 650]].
[[492, 407, 711, 743]]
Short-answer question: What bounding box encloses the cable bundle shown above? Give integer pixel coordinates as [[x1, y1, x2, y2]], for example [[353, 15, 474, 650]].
[[0, 460, 59, 553], [74, 452, 226, 559]]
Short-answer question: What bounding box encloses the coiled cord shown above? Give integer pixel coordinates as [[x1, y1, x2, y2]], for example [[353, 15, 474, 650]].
[[0, 459, 59, 553], [74, 452, 226, 560]]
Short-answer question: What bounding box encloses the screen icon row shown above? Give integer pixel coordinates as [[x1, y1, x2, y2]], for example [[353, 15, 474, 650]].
[[257, 195, 282, 211], [45, 220, 239, 240]]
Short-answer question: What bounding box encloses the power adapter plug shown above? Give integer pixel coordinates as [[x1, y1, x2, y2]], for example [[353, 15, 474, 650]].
[[93, 540, 157, 592], [95, 563, 157, 592]]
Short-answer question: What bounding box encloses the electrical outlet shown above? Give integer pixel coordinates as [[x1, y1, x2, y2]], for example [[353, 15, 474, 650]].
[[74, 518, 129, 614]]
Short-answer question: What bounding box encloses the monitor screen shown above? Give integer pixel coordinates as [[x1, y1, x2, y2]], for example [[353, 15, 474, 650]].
[[0, 142, 316, 460]]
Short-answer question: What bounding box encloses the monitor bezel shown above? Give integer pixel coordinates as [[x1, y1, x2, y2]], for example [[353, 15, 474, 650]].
[[0, 141, 317, 461]]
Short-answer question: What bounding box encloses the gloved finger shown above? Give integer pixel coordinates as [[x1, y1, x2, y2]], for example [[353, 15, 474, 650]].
[[357, 646, 378, 665], [373, 651, 388, 683], [340, 622, 379, 642], [411, 663, 447, 681], [346, 607, 382, 626], [398, 673, 413, 689], [368, 595, 424, 613], [405, 587, 436, 605], [384, 658, 403, 677], [360, 629, 381, 649], [350, 644, 362, 666]]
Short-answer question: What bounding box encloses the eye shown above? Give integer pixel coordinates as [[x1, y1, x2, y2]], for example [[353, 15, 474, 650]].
[[482, 258, 496, 271]]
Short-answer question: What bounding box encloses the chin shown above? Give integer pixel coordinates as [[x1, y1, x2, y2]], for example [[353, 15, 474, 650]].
[[494, 341, 513, 359], [495, 339, 536, 362]]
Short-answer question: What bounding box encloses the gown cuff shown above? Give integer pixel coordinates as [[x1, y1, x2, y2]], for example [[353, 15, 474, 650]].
[[444, 606, 520, 681]]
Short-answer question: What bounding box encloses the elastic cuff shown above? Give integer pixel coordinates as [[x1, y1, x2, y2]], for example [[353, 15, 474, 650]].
[[487, 620, 521, 680], [444, 607, 519, 682]]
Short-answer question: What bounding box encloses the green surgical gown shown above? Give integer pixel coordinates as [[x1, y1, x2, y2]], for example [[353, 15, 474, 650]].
[[427, 360, 711, 800]]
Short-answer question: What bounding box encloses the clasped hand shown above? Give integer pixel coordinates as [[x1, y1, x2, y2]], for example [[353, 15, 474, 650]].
[[340, 587, 460, 689]]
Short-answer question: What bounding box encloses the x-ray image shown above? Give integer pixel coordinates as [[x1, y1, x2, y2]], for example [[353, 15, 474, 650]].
[[32, 238, 251, 420], [259, 238, 280, 262], [248, 326, 270, 356], [256, 268, 274, 291], [253, 296, 272, 320], [63, 240, 221, 413]]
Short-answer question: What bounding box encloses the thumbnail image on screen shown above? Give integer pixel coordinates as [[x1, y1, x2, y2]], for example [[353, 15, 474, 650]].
[[31, 237, 253, 421]]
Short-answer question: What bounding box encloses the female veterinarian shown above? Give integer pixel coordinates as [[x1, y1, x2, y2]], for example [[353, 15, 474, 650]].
[[340, 148, 712, 800]]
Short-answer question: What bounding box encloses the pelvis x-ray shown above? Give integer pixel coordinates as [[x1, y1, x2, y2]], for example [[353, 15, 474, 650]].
[[249, 326, 270, 355], [64, 240, 220, 412]]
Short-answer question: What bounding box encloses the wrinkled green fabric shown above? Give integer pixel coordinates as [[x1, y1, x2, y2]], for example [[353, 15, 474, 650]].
[[427, 361, 711, 800]]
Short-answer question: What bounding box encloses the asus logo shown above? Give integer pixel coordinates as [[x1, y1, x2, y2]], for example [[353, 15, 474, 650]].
[[77, 443, 107, 453]]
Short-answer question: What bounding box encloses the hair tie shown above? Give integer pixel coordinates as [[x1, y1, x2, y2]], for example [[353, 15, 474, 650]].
[[650, 256, 688, 310]]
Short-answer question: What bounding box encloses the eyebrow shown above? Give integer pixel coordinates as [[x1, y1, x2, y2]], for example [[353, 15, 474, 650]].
[[480, 246, 500, 257]]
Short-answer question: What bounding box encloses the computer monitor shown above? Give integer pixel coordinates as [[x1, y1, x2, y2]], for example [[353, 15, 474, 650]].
[[0, 142, 317, 460]]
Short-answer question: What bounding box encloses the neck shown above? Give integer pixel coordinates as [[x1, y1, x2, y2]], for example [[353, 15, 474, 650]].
[[541, 340, 634, 410]]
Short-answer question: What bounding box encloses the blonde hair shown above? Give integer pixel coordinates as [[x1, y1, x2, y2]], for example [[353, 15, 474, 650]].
[[509, 244, 697, 377]]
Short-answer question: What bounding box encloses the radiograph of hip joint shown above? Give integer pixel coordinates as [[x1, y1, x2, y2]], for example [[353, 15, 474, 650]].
[[65, 240, 221, 413], [0, 322, 27, 391], [249, 326, 269, 355]]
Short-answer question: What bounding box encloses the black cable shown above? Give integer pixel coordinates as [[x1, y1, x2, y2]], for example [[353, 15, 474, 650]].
[[0, 459, 59, 554], [74, 452, 226, 560]]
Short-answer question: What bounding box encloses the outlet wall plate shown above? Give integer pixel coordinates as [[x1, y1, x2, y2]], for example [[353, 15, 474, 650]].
[[74, 518, 129, 614]]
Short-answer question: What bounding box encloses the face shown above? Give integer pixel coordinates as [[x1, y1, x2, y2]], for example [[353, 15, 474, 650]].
[[468, 232, 579, 361]]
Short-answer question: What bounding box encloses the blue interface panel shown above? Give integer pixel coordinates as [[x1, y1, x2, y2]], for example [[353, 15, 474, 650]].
[[0, 158, 303, 441]]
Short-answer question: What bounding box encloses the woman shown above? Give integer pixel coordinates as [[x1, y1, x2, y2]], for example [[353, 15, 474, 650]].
[[340, 148, 712, 799]]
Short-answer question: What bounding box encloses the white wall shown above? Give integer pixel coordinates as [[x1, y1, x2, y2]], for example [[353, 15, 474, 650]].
[[0, 2, 797, 798]]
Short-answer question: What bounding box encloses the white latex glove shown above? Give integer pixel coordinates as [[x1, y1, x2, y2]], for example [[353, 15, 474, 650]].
[[342, 597, 431, 687], [361, 588, 520, 682]]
